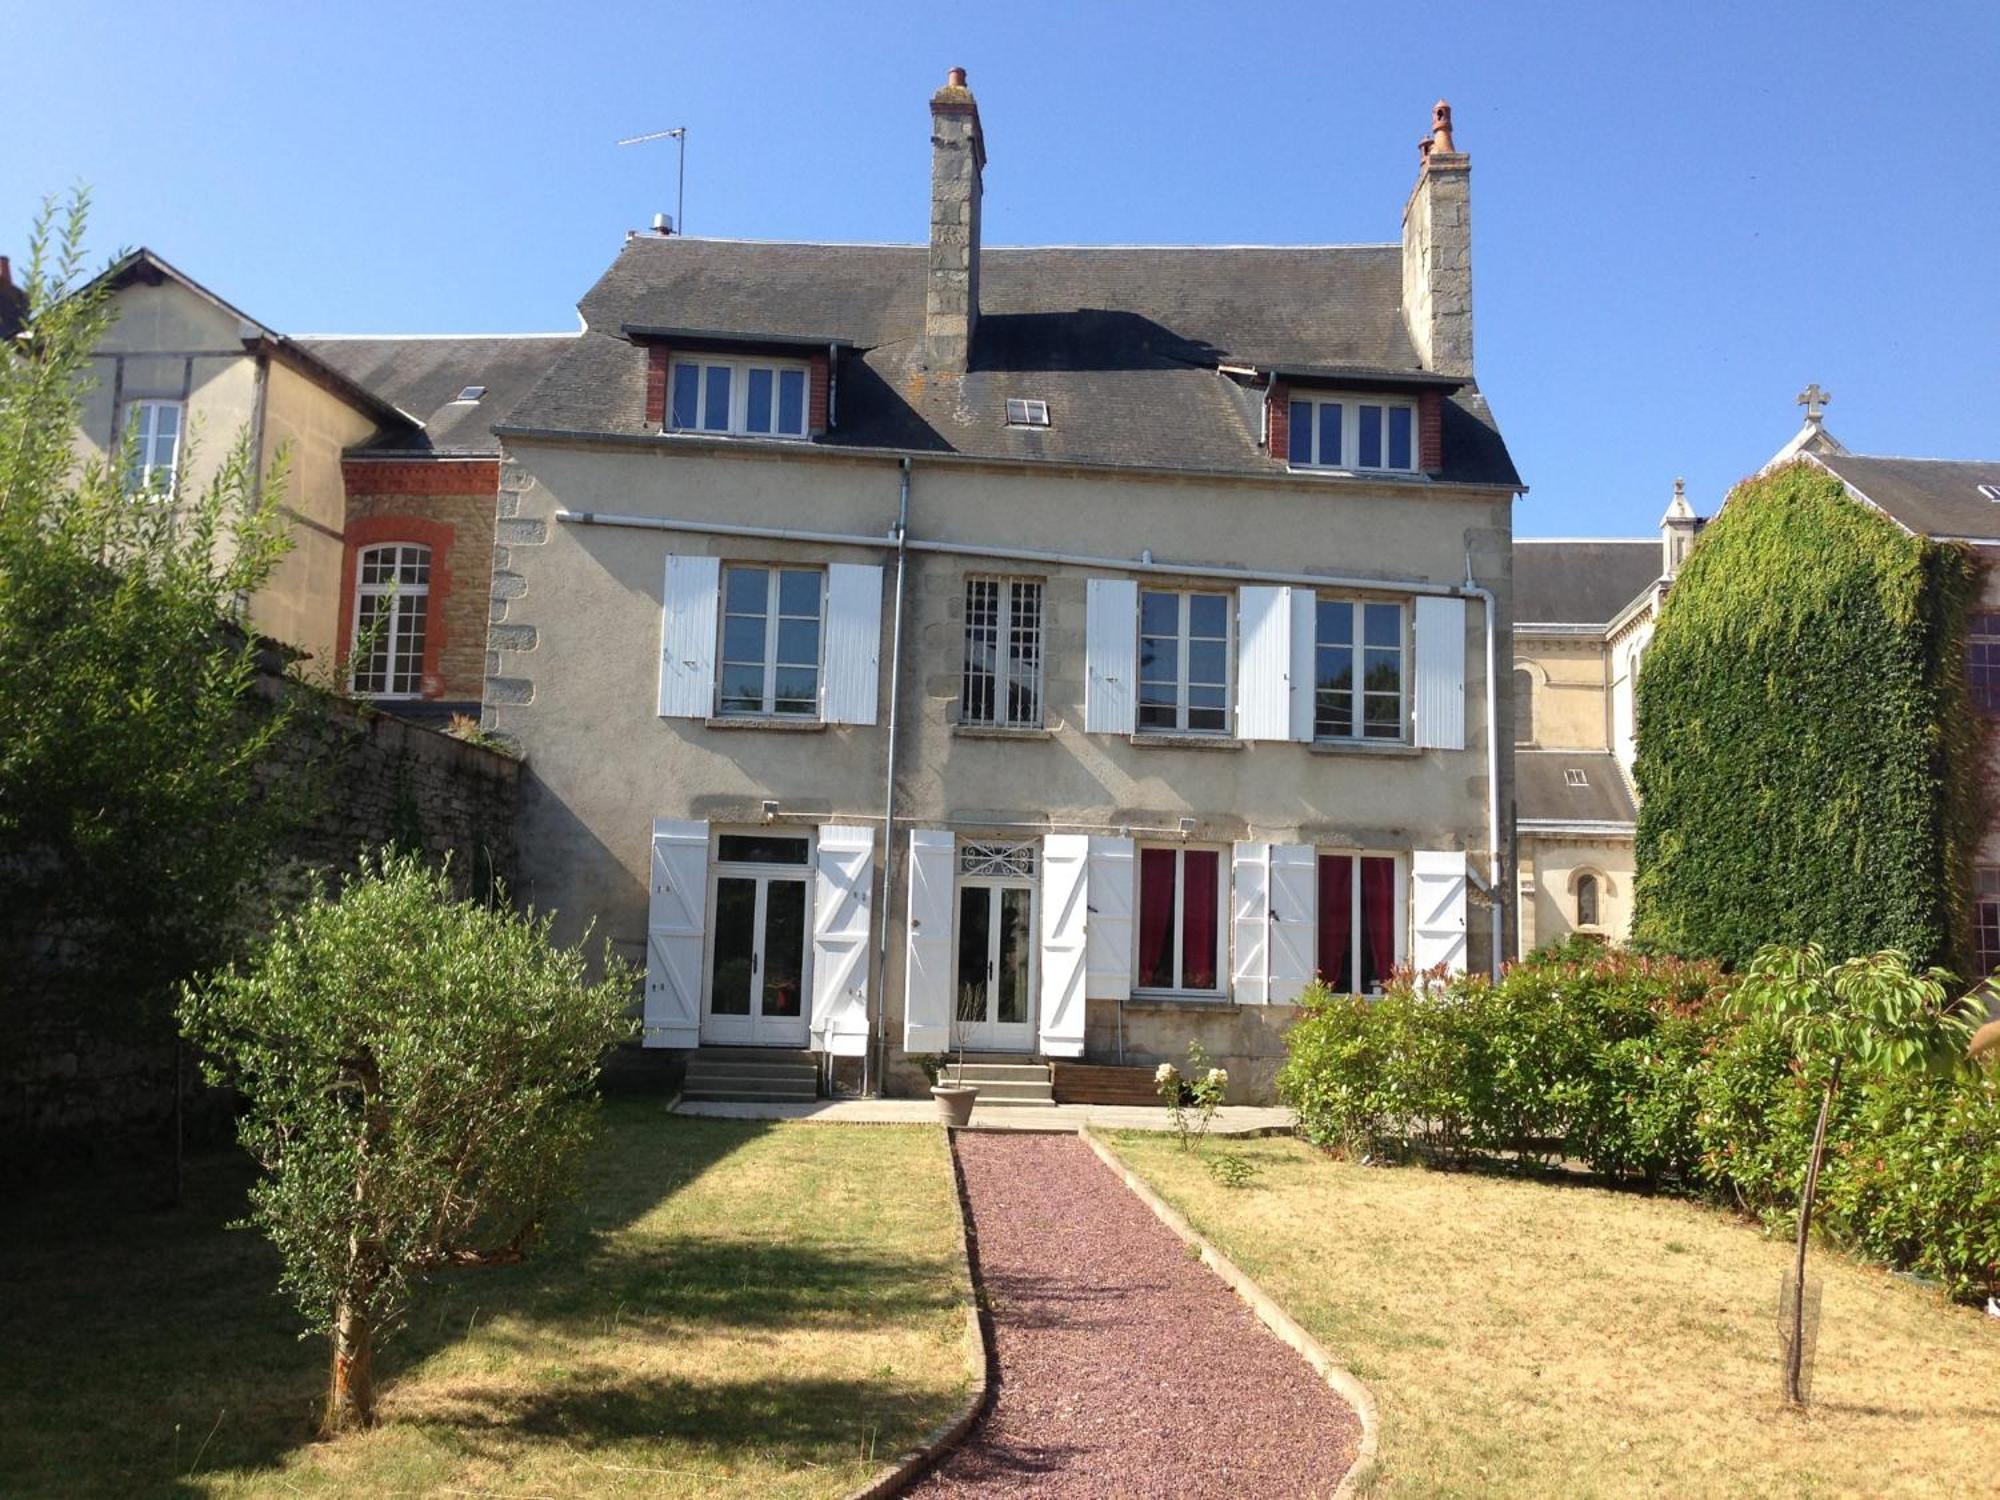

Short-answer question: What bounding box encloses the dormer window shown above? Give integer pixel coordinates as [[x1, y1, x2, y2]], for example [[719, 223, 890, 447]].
[[1005, 398, 1050, 428], [669, 356, 809, 439], [1288, 393, 1417, 474]]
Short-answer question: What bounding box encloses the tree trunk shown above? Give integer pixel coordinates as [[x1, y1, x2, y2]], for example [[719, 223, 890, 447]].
[[325, 1298, 376, 1434], [1785, 1056, 1841, 1406]]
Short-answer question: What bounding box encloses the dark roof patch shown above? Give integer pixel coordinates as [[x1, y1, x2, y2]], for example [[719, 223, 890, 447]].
[[298, 335, 576, 456], [1516, 751, 1638, 825], [1812, 453, 2000, 543], [506, 236, 1520, 486], [1513, 540, 1661, 626]]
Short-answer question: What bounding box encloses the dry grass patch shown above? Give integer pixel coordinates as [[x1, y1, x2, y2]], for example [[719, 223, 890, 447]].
[[1106, 1131, 2000, 1499], [0, 1107, 972, 1499]]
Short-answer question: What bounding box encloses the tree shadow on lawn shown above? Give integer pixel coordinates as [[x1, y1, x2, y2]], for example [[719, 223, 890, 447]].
[[0, 1108, 955, 1499]]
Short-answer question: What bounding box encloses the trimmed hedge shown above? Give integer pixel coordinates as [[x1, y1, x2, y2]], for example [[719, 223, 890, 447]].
[[1279, 951, 2000, 1300], [1630, 461, 1983, 973]]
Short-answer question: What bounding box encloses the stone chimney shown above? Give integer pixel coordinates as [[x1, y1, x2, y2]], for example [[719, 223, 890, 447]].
[[925, 66, 985, 372], [1661, 477, 1700, 578], [1401, 100, 1473, 378]]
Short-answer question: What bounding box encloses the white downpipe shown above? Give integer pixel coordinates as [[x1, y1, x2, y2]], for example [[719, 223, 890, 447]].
[[866, 459, 911, 1096], [559, 504, 1509, 982]]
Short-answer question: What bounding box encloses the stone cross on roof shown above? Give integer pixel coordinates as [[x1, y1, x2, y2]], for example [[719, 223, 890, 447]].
[[1796, 382, 1831, 422]]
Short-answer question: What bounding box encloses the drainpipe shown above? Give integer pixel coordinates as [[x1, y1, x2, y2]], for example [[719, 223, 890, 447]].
[[1464, 553, 1503, 979], [866, 457, 912, 1095]]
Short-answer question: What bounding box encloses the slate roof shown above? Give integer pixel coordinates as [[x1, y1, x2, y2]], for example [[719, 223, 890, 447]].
[[1812, 453, 2000, 543], [1512, 539, 1662, 627], [1516, 751, 1637, 827], [502, 236, 1521, 486], [298, 335, 577, 456]]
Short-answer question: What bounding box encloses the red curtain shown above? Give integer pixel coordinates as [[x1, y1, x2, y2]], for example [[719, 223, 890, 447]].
[[1317, 854, 1352, 991], [1181, 850, 1219, 990], [1360, 856, 1396, 991], [1137, 848, 1177, 990]]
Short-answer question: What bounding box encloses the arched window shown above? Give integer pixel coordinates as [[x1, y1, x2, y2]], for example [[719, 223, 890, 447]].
[[1514, 667, 1535, 745], [1576, 872, 1600, 928], [351, 543, 431, 698]]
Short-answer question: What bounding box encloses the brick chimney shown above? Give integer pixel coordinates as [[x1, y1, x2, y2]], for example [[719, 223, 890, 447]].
[[925, 66, 984, 372], [1401, 100, 1473, 378]]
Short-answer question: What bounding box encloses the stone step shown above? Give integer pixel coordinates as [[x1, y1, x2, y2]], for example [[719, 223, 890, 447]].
[[944, 1063, 1052, 1084], [953, 1081, 1055, 1103], [686, 1061, 819, 1081], [969, 1095, 1060, 1108], [683, 1085, 819, 1103]]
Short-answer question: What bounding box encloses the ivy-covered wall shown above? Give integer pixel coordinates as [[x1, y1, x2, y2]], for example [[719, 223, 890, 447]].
[[1632, 461, 1983, 972]]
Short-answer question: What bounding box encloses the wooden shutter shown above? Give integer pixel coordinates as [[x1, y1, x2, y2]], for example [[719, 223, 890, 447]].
[[1412, 849, 1468, 974], [1413, 595, 1467, 750], [658, 555, 720, 719], [1289, 586, 1317, 742], [811, 825, 874, 1056], [1236, 586, 1293, 741], [1268, 843, 1316, 1003], [1084, 835, 1134, 1000], [1039, 834, 1089, 1057], [1084, 577, 1137, 735], [903, 829, 955, 1054], [822, 563, 883, 726], [645, 818, 708, 1047], [1231, 841, 1272, 1004]]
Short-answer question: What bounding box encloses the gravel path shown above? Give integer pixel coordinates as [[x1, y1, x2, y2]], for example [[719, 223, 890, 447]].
[[908, 1133, 1359, 1498]]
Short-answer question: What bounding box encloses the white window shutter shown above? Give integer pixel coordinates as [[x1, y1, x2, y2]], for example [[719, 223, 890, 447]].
[[822, 563, 883, 725], [1413, 595, 1467, 750], [1084, 577, 1137, 735], [1084, 835, 1134, 1000], [1411, 849, 1469, 974], [904, 830, 955, 1054], [645, 818, 708, 1047], [658, 555, 720, 719], [1236, 586, 1292, 741], [1289, 587, 1317, 742], [1231, 841, 1272, 1004], [1040, 834, 1089, 1057], [1268, 844, 1316, 1003], [811, 825, 874, 1056]]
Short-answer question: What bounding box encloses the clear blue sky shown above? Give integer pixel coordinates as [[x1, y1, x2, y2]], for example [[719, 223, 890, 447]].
[[6, 2, 1995, 536]]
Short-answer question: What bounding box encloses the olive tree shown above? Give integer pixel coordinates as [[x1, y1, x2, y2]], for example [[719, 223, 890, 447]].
[[1732, 945, 1975, 1404], [179, 851, 637, 1432]]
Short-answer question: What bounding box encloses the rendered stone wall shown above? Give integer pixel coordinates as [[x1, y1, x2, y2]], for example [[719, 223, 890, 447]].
[[4, 673, 519, 1165]]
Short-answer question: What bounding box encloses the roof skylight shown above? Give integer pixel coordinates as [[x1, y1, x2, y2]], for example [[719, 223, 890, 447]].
[[454, 385, 487, 403], [1564, 768, 1589, 788], [1005, 398, 1050, 428]]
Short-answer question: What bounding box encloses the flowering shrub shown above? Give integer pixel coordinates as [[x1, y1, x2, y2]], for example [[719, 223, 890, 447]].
[[1157, 1042, 1229, 1153]]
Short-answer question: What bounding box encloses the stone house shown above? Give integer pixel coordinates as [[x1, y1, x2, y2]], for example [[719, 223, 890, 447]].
[[63, 249, 571, 720], [483, 72, 1524, 1102]]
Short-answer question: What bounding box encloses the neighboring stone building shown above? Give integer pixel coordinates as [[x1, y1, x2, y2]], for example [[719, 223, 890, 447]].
[[64, 250, 572, 720], [484, 76, 1524, 1102]]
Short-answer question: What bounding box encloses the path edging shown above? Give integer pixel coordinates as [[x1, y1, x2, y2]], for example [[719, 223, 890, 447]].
[[840, 1126, 996, 1500], [1078, 1126, 1382, 1500]]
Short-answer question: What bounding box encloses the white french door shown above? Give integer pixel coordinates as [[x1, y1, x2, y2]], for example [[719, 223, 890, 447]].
[[704, 841, 813, 1046], [955, 879, 1036, 1052]]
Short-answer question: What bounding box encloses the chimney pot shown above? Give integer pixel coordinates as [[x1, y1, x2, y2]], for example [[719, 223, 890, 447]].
[[948, 66, 967, 87], [1430, 99, 1456, 154]]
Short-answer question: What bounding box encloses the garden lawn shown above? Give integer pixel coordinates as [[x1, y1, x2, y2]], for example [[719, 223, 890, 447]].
[[1105, 1131, 2000, 1499], [0, 1107, 972, 1499]]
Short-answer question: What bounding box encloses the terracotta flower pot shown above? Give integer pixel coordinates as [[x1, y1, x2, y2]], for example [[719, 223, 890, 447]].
[[931, 1083, 978, 1128]]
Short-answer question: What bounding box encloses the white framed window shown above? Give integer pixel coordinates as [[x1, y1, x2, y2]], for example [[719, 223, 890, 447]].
[[669, 357, 809, 438], [1576, 872, 1601, 928], [122, 399, 183, 494], [1288, 393, 1417, 473], [718, 564, 822, 716], [1135, 844, 1225, 994], [350, 543, 431, 699], [1138, 589, 1232, 734], [961, 576, 1045, 728], [1316, 851, 1405, 994], [1314, 597, 1406, 741]]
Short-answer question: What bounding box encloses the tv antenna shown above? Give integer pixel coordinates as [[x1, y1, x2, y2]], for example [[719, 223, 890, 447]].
[[617, 126, 686, 234]]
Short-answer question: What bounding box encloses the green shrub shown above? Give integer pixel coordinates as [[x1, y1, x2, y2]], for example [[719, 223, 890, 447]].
[[1631, 462, 1983, 972]]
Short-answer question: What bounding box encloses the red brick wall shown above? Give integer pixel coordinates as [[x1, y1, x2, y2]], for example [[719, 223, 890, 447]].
[[809, 351, 830, 434], [1419, 390, 1444, 474], [645, 346, 670, 427], [1267, 380, 1291, 462], [338, 461, 499, 703]]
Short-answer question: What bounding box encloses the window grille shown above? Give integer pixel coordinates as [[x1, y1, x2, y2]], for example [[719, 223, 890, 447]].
[[959, 841, 1039, 879], [960, 577, 1044, 728]]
